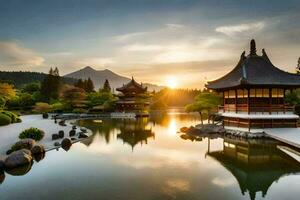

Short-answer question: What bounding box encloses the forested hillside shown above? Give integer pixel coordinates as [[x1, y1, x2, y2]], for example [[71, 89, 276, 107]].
[[0, 71, 77, 88]]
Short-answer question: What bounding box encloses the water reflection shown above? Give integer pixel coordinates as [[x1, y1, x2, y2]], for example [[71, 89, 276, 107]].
[[1, 111, 300, 200], [207, 137, 300, 200]]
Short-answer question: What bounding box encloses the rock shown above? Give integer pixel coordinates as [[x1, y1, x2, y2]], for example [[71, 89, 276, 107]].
[[69, 130, 76, 137], [0, 172, 5, 184], [52, 133, 59, 140], [31, 144, 45, 155], [54, 119, 57, 124], [58, 130, 64, 138], [33, 152, 45, 162], [70, 137, 77, 141], [180, 134, 190, 140], [59, 120, 66, 126], [42, 113, 49, 119], [54, 142, 60, 146], [78, 132, 88, 139], [6, 149, 13, 155], [80, 127, 87, 133], [5, 162, 33, 176], [4, 149, 33, 169], [61, 138, 72, 151], [72, 125, 77, 130], [193, 124, 226, 134], [11, 139, 36, 151], [0, 159, 5, 171]]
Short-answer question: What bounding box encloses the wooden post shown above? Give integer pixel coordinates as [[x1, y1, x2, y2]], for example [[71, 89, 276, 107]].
[[269, 88, 272, 115], [235, 89, 237, 113], [247, 89, 250, 114]]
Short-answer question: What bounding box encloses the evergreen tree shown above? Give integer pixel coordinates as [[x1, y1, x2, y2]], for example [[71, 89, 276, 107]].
[[102, 79, 111, 92], [297, 57, 300, 74], [40, 67, 62, 101], [86, 78, 95, 93]]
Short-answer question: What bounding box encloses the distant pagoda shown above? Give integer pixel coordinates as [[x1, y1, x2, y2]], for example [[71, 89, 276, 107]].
[[116, 77, 150, 115], [206, 39, 300, 130]]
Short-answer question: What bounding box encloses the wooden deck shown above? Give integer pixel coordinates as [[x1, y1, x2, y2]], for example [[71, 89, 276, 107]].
[[265, 128, 300, 149]]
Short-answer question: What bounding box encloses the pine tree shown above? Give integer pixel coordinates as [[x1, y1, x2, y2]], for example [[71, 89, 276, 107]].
[[297, 57, 300, 74], [102, 79, 111, 92], [86, 78, 95, 93], [40, 67, 62, 101]]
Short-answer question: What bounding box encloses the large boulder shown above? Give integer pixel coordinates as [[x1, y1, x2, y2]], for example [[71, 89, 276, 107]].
[[5, 162, 33, 176], [61, 138, 72, 151], [59, 120, 66, 126], [4, 149, 33, 169], [192, 124, 226, 134], [10, 139, 36, 152], [31, 144, 45, 155]]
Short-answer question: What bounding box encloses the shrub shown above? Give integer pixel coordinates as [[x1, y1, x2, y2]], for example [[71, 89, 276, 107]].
[[0, 113, 11, 126], [0, 111, 21, 123], [19, 127, 45, 141], [72, 108, 88, 113]]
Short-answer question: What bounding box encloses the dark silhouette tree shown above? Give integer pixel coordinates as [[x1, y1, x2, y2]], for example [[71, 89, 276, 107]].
[[102, 79, 111, 92], [297, 57, 300, 74], [86, 78, 95, 93], [40, 67, 62, 101]]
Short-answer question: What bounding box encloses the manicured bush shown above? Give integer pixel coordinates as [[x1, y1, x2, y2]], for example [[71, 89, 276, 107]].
[[19, 127, 45, 141], [0, 113, 11, 126], [0, 111, 21, 123]]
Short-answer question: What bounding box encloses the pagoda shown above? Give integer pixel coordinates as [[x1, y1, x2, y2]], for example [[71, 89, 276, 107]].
[[116, 77, 150, 115], [206, 39, 300, 130]]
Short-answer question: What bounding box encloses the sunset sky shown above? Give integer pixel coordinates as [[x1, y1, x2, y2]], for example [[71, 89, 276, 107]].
[[0, 0, 300, 88]]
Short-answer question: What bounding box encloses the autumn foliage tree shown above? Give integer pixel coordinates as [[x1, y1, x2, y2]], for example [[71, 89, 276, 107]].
[[60, 85, 87, 109]]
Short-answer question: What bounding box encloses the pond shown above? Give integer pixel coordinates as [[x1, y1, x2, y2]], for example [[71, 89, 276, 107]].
[[1, 110, 300, 200]]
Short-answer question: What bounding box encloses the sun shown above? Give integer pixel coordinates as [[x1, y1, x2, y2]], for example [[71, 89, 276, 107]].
[[166, 76, 178, 89]]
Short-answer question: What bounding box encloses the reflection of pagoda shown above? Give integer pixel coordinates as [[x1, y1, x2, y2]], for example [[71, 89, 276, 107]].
[[116, 77, 150, 115], [117, 118, 155, 150], [208, 137, 300, 200]]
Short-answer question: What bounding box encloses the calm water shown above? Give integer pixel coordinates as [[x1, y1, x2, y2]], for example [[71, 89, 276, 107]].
[[1, 110, 300, 200]]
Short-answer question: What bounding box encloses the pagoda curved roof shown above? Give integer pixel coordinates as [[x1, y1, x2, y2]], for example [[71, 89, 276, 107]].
[[206, 40, 300, 90], [116, 77, 147, 93]]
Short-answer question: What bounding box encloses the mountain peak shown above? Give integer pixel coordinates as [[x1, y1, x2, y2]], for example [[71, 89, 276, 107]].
[[82, 66, 95, 71]]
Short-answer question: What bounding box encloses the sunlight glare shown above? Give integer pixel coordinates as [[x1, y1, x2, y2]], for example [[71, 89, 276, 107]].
[[166, 76, 178, 89]]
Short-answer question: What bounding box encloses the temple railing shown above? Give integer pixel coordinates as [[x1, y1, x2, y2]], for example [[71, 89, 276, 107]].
[[218, 105, 295, 114]]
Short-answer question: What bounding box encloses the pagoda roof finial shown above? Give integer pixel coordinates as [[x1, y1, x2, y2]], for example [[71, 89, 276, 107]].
[[250, 39, 257, 56]]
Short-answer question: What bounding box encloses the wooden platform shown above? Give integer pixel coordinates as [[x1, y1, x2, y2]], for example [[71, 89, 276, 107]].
[[265, 128, 300, 149]]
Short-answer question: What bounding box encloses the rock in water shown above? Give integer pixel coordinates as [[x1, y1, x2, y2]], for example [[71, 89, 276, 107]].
[[61, 138, 72, 151], [0, 171, 5, 184], [193, 124, 226, 134], [52, 134, 59, 140], [180, 127, 190, 133], [4, 149, 33, 169], [31, 144, 45, 155], [11, 139, 36, 151], [0, 159, 5, 171], [58, 130, 64, 138], [69, 130, 76, 137], [5, 162, 33, 176]]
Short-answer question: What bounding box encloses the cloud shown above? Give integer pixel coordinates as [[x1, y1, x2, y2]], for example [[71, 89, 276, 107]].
[[112, 32, 148, 42], [165, 23, 185, 29], [215, 21, 265, 36], [74, 57, 115, 67], [0, 41, 44, 66], [122, 44, 165, 52]]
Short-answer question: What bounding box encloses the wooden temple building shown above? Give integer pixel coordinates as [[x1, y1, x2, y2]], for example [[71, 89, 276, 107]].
[[116, 77, 150, 115], [206, 39, 300, 129]]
